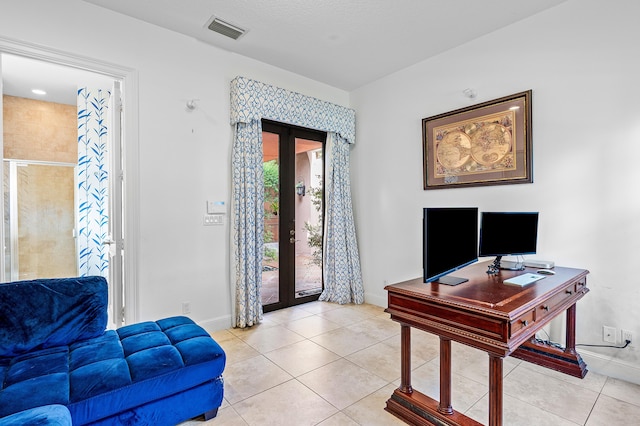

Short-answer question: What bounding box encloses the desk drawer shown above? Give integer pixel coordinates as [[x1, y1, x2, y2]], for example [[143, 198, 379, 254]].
[[537, 279, 586, 320], [510, 309, 535, 337]]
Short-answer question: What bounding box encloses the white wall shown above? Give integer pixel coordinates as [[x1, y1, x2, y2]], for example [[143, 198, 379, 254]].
[[350, 0, 640, 380], [2, 0, 639, 383], [0, 0, 349, 330]]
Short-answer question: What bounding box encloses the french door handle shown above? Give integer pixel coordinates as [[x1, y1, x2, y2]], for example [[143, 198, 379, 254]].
[[289, 237, 299, 244]]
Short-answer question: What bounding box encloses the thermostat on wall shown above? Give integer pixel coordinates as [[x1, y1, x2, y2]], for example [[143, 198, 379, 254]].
[[207, 201, 226, 214]]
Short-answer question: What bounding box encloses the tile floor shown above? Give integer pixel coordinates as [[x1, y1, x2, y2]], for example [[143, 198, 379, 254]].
[[185, 301, 640, 426]]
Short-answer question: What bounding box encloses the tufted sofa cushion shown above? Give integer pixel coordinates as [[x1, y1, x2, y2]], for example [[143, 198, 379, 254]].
[[0, 316, 225, 424]]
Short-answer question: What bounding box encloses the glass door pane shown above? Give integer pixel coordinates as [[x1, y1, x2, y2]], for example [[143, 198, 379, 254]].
[[262, 131, 280, 306], [294, 139, 323, 298]]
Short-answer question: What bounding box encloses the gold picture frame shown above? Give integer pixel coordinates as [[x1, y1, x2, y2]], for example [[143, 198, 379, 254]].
[[422, 90, 532, 189]]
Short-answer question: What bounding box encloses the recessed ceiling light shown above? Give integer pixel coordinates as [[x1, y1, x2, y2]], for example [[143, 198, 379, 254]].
[[31, 89, 47, 95], [509, 106, 520, 110]]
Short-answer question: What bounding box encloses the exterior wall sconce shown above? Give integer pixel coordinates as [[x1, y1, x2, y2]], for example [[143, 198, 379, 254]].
[[295, 181, 306, 196]]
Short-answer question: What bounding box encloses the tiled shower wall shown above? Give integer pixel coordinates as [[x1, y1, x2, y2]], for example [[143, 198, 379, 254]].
[[3, 95, 77, 279]]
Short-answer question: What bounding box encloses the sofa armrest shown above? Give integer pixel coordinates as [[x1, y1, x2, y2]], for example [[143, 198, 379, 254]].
[[0, 276, 108, 358], [0, 405, 71, 426]]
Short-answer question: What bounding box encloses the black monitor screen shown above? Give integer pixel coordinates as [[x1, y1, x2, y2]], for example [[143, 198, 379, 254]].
[[423, 207, 478, 285], [479, 212, 539, 257]]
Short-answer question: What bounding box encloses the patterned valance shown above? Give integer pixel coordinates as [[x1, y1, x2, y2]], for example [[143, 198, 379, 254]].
[[230, 76, 356, 144]]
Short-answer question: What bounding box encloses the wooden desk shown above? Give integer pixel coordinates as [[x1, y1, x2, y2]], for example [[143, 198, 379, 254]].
[[384, 261, 589, 426]]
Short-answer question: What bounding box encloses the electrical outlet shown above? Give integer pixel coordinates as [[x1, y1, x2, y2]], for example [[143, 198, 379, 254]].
[[603, 325, 616, 343], [622, 329, 633, 344], [182, 302, 191, 315]]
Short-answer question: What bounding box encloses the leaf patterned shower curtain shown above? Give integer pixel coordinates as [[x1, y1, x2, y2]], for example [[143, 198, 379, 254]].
[[77, 87, 110, 277], [230, 77, 363, 328]]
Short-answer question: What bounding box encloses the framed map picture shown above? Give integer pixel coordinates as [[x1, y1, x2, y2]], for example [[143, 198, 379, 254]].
[[422, 90, 532, 189]]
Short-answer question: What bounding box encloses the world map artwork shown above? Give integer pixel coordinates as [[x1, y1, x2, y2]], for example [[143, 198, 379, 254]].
[[434, 111, 516, 178]]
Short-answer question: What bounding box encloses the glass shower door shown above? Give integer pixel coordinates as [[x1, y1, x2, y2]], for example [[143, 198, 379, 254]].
[[3, 160, 77, 281]]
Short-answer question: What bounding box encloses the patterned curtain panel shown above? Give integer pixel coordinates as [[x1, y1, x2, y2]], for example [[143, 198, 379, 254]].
[[232, 120, 265, 328], [320, 132, 364, 304], [77, 87, 111, 277], [230, 77, 363, 327]]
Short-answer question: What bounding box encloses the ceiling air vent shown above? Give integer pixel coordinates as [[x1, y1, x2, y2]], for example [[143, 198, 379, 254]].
[[207, 17, 246, 40]]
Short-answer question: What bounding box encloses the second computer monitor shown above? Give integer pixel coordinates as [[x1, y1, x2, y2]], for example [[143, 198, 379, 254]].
[[479, 212, 539, 270]]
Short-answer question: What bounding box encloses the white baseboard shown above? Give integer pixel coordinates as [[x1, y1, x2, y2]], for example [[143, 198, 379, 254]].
[[197, 314, 233, 333], [364, 292, 387, 309], [580, 349, 640, 385]]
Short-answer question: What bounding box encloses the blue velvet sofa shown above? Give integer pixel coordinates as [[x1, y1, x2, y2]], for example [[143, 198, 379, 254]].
[[0, 276, 226, 425]]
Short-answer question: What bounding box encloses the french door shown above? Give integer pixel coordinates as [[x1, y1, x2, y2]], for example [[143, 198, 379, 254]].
[[261, 120, 326, 312]]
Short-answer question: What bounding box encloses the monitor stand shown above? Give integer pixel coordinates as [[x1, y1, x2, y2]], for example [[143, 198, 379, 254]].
[[435, 275, 468, 286], [486, 256, 525, 275]]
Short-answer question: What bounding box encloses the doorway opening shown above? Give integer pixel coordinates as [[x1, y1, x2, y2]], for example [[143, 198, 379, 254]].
[[261, 120, 326, 312], [1, 52, 125, 327]]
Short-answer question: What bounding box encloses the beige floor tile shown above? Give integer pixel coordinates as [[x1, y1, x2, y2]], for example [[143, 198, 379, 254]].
[[263, 306, 314, 324], [342, 302, 386, 317], [318, 306, 372, 326], [346, 341, 429, 382], [237, 324, 305, 353], [465, 393, 580, 426], [199, 406, 249, 425], [227, 319, 278, 338], [207, 328, 237, 343], [346, 316, 400, 341], [310, 326, 379, 357], [296, 301, 343, 315], [264, 339, 341, 377], [504, 364, 599, 424], [342, 383, 408, 426], [232, 379, 337, 426], [585, 394, 640, 425], [316, 412, 359, 425], [284, 315, 342, 338], [600, 377, 640, 407], [298, 358, 388, 410], [223, 355, 292, 404], [217, 337, 260, 366], [520, 360, 608, 393]]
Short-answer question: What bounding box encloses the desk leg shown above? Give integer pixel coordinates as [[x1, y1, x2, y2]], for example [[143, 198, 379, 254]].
[[438, 337, 454, 415], [386, 325, 484, 426], [489, 355, 503, 426], [399, 324, 413, 394], [565, 304, 578, 355]]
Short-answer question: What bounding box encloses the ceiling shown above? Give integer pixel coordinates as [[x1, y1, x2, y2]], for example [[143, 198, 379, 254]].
[[1, 1, 567, 106], [83, 0, 567, 91], [2, 54, 115, 105]]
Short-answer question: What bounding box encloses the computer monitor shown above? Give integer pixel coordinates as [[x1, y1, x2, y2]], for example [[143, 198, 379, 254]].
[[423, 207, 478, 286], [479, 212, 539, 272]]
